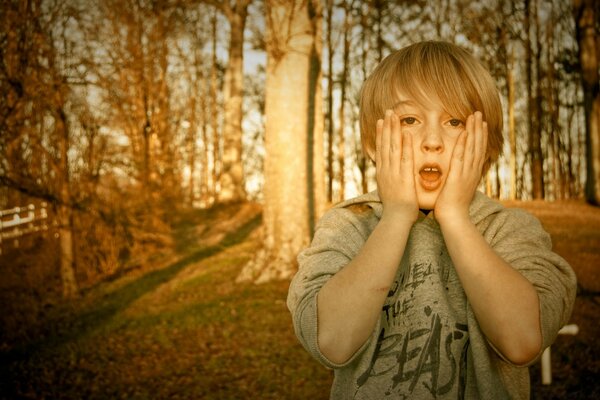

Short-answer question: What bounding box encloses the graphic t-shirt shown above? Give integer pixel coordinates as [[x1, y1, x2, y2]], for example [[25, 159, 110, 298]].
[[287, 191, 576, 400], [354, 219, 469, 399]]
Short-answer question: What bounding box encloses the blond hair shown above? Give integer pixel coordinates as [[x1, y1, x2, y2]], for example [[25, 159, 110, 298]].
[[359, 41, 503, 173]]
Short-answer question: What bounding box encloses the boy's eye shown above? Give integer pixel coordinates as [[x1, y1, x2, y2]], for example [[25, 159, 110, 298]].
[[401, 117, 417, 125]]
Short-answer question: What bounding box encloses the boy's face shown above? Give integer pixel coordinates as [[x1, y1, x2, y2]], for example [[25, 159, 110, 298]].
[[392, 91, 466, 210]]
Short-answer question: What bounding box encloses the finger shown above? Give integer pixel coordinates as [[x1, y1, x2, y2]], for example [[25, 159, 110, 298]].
[[381, 110, 392, 167], [479, 121, 489, 171], [390, 112, 401, 173], [450, 128, 468, 175], [401, 129, 414, 180], [464, 113, 476, 169], [473, 112, 483, 168], [376, 118, 383, 168]]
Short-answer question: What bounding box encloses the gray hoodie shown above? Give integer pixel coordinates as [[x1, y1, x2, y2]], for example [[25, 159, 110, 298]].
[[287, 191, 576, 399]]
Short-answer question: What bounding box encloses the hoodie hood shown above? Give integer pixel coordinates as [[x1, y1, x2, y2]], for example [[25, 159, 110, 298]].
[[333, 190, 505, 226]]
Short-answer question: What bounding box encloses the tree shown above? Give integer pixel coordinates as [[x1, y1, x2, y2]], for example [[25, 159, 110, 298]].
[[209, 10, 221, 203], [325, 0, 335, 202], [310, 0, 327, 228], [573, 0, 600, 205], [204, 0, 253, 203], [0, 0, 78, 297], [90, 0, 184, 218], [237, 0, 324, 283], [525, 0, 545, 199]]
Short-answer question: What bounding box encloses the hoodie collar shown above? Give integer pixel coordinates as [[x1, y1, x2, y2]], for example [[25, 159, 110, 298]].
[[334, 190, 504, 225]]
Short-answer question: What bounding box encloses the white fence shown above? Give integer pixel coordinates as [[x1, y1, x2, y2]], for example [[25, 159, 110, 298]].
[[0, 203, 49, 254]]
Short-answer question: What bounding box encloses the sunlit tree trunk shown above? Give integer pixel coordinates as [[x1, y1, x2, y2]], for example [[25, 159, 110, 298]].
[[337, 1, 351, 201], [196, 48, 210, 207], [573, 0, 600, 205], [325, 0, 335, 203], [358, 3, 371, 194], [155, 11, 180, 209], [238, 0, 322, 283], [201, 98, 211, 205], [496, 0, 518, 201], [211, 0, 252, 203], [310, 0, 326, 229], [210, 11, 220, 204], [373, 0, 384, 62], [187, 95, 198, 207]]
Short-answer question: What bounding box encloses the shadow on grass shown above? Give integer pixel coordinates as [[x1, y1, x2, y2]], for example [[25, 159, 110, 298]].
[[2, 212, 262, 363]]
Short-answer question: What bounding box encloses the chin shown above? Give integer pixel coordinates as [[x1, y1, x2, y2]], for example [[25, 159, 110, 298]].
[[416, 192, 438, 212]]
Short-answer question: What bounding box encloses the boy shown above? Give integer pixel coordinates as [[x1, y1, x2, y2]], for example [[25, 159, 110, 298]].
[[287, 41, 576, 399]]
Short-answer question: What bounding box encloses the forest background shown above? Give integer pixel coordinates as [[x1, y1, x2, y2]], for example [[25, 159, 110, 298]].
[[0, 0, 599, 398]]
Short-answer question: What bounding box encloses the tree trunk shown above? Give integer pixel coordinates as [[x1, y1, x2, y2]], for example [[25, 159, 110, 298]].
[[188, 96, 198, 207], [358, 3, 371, 194], [546, 7, 565, 200], [326, 0, 335, 203], [310, 0, 327, 229], [507, 50, 517, 200], [526, 0, 545, 199], [337, 1, 351, 201], [218, 1, 250, 203], [200, 61, 211, 207], [210, 10, 220, 205], [237, 0, 321, 283], [374, 0, 384, 62], [573, 0, 600, 205], [57, 109, 78, 298]]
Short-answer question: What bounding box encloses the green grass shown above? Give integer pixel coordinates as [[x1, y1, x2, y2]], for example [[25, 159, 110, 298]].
[[0, 215, 332, 400]]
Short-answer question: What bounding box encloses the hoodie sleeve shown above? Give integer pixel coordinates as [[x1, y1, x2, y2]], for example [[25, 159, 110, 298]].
[[286, 205, 376, 368], [482, 207, 577, 366]]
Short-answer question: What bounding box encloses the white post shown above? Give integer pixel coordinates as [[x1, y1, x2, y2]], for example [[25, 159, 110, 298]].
[[541, 347, 552, 385], [541, 324, 579, 385]]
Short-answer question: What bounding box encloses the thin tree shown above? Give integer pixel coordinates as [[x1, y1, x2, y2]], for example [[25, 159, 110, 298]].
[[573, 0, 600, 205], [325, 0, 335, 203], [204, 0, 253, 203], [525, 0, 545, 199], [209, 10, 220, 204], [336, 0, 354, 201], [311, 0, 327, 228]]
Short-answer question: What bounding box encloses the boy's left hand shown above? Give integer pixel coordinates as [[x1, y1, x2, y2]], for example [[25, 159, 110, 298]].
[[434, 111, 488, 223]]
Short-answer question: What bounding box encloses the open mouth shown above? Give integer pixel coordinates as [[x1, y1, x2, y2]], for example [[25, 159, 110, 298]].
[[418, 164, 443, 191]]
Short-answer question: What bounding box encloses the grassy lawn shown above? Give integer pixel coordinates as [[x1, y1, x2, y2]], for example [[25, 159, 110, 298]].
[[1, 211, 332, 399]]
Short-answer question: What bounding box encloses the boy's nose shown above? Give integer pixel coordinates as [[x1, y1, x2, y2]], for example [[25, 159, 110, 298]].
[[420, 128, 444, 153]]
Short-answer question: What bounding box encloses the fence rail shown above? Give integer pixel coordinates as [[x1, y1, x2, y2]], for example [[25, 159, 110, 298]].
[[0, 203, 49, 254]]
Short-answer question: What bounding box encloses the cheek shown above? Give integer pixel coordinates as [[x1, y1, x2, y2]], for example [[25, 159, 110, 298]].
[[442, 135, 461, 163], [445, 132, 462, 150]]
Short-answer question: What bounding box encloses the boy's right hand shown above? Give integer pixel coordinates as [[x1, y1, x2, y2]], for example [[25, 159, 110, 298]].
[[375, 110, 419, 224]]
